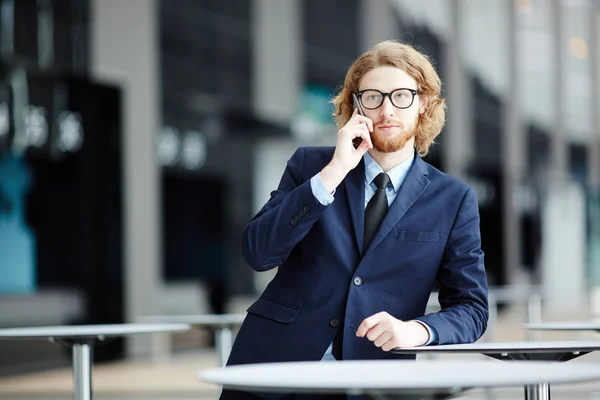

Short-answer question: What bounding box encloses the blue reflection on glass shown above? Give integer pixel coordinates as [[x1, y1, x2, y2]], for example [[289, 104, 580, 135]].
[[0, 152, 36, 294]]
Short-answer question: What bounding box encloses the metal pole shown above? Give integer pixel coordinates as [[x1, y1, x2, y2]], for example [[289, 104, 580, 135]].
[[527, 292, 543, 341], [72, 343, 92, 400], [485, 292, 498, 342], [215, 327, 233, 367], [524, 383, 550, 400]]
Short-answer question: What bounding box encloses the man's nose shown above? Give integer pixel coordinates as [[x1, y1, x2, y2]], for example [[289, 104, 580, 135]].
[[379, 97, 396, 118]]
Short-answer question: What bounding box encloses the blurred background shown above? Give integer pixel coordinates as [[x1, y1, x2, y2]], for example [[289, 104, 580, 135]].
[[0, 0, 599, 393]]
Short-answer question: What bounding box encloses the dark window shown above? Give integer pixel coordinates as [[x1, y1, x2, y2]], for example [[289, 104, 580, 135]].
[[473, 76, 503, 169], [1, 0, 89, 72], [569, 142, 588, 184], [160, 0, 252, 125], [302, 0, 360, 90]]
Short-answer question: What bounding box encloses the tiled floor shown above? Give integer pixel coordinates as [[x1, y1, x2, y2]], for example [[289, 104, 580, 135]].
[[0, 348, 221, 399]]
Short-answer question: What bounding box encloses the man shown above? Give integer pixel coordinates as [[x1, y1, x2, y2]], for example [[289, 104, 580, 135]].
[[223, 40, 488, 399]]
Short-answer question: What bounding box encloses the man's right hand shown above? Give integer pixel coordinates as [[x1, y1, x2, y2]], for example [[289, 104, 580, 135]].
[[320, 109, 373, 192]]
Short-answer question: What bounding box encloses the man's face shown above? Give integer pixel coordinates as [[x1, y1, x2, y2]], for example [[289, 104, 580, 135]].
[[357, 66, 425, 153]]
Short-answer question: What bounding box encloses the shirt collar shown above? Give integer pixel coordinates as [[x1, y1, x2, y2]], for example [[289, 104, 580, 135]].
[[363, 150, 415, 193]]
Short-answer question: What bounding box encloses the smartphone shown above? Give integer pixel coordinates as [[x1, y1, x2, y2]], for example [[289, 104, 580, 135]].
[[352, 93, 365, 149]]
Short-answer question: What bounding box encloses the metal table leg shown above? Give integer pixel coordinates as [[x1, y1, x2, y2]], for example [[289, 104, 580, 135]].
[[524, 383, 550, 400], [72, 343, 92, 400], [215, 327, 233, 367], [527, 293, 543, 341]]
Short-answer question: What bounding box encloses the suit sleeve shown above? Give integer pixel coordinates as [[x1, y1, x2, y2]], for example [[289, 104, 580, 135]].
[[415, 188, 489, 344], [241, 147, 330, 272]]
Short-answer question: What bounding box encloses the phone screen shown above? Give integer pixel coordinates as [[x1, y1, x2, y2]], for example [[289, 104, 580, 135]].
[[352, 94, 365, 149]]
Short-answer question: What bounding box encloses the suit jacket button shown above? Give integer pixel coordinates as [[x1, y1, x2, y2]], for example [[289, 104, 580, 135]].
[[303, 206, 310, 212], [295, 215, 302, 221], [330, 319, 339, 328], [353, 276, 362, 286], [299, 210, 306, 216], [290, 219, 297, 226]]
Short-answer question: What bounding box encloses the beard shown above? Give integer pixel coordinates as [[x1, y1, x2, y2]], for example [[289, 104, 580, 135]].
[[371, 115, 419, 153]]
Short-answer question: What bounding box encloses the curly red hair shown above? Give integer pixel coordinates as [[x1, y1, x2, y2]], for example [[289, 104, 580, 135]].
[[331, 40, 446, 157]]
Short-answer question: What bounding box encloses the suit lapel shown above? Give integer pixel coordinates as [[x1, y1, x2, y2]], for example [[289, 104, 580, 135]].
[[344, 159, 366, 257], [364, 155, 431, 255]]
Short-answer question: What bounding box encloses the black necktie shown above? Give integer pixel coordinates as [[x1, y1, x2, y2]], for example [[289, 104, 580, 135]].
[[363, 172, 391, 252], [332, 172, 391, 361]]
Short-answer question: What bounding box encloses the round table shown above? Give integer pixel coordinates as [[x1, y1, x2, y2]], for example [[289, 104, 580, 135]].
[[138, 314, 245, 366], [199, 359, 600, 400], [392, 341, 600, 399], [0, 323, 190, 400]]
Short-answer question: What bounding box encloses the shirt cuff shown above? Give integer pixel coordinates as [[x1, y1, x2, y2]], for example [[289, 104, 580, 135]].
[[414, 320, 438, 346], [310, 173, 335, 206]]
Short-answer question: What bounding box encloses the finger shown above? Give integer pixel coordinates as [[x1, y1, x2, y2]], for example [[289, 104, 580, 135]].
[[355, 115, 373, 132], [381, 336, 398, 352], [343, 123, 369, 146], [357, 312, 389, 336], [374, 330, 394, 348], [356, 138, 370, 155], [353, 125, 373, 149], [348, 112, 371, 128], [356, 314, 382, 337], [366, 319, 391, 342], [360, 124, 373, 147]]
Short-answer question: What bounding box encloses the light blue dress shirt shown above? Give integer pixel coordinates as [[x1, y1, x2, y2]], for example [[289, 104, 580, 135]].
[[309, 150, 438, 360]]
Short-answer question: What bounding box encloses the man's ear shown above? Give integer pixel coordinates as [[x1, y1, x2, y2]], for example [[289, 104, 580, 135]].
[[419, 96, 428, 114]]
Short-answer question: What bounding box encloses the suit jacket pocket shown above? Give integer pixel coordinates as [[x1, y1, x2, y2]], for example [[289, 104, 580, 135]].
[[396, 230, 440, 243], [247, 296, 301, 324]]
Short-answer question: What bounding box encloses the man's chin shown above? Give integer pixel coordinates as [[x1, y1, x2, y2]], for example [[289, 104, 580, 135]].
[[373, 135, 413, 153], [373, 143, 399, 153]]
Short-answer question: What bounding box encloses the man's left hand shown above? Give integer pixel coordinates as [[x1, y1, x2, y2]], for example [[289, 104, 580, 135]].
[[356, 311, 429, 351]]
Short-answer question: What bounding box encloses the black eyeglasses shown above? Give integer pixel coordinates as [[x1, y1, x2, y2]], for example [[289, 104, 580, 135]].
[[357, 88, 419, 110]]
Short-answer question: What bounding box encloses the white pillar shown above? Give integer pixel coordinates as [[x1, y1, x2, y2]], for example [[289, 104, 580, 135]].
[[588, 5, 600, 313], [551, 0, 568, 178], [539, 0, 588, 313], [502, 0, 524, 285], [250, 0, 302, 292], [252, 0, 302, 125], [589, 7, 600, 190], [360, 0, 397, 51], [443, 0, 473, 180], [90, 0, 163, 357]]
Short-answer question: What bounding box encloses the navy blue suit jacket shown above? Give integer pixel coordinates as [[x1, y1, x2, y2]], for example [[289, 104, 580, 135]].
[[227, 146, 488, 368]]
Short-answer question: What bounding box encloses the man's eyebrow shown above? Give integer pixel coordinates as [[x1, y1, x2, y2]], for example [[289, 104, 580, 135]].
[[358, 87, 418, 91]]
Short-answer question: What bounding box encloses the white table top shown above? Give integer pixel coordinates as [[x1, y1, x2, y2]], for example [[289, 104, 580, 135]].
[[427, 285, 543, 309], [525, 322, 600, 331], [0, 323, 191, 339], [487, 285, 543, 302], [392, 341, 600, 354], [199, 360, 600, 395], [138, 314, 246, 326]]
